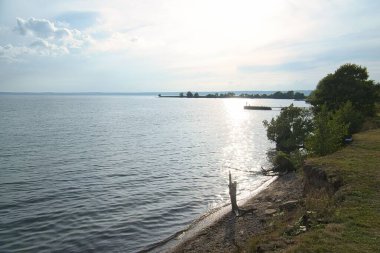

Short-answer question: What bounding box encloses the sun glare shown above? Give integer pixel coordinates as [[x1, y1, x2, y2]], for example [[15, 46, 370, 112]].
[[223, 98, 249, 125]]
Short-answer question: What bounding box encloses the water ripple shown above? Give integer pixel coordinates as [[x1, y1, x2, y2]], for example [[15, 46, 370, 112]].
[[0, 95, 307, 252]]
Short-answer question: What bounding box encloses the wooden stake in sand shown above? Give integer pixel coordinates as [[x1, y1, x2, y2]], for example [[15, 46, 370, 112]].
[[229, 171, 240, 216]]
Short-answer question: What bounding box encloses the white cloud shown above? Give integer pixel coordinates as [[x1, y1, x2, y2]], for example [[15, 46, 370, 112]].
[[29, 39, 69, 55], [0, 44, 31, 62], [0, 39, 70, 62], [15, 17, 57, 38], [14, 17, 150, 54], [10, 17, 93, 57]]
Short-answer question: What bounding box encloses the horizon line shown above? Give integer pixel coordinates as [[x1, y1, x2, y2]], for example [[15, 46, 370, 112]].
[[0, 89, 313, 95]]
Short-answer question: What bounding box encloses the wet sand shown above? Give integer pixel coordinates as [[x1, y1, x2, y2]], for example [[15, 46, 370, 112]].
[[170, 172, 302, 253]]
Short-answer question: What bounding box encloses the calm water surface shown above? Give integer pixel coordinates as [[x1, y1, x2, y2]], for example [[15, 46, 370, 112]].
[[0, 95, 307, 252]]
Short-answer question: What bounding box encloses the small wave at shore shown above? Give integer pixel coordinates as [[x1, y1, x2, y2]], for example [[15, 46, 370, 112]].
[[141, 176, 278, 253]]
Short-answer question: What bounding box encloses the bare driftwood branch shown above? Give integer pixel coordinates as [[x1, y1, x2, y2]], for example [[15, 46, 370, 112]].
[[261, 166, 288, 176], [228, 172, 257, 217], [228, 171, 240, 216]]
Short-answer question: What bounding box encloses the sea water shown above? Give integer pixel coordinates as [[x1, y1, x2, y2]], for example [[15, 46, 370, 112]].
[[0, 95, 307, 252]]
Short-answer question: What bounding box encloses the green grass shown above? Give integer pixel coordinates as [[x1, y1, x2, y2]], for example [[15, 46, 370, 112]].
[[248, 129, 380, 253]]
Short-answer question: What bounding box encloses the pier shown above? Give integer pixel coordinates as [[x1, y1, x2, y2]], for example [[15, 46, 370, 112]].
[[244, 105, 308, 110], [243, 105, 272, 110]]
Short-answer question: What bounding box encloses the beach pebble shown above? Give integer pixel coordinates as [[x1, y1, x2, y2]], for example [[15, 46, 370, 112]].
[[264, 209, 277, 215], [279, 200, 299, 211], [264, 196, 272, 201]]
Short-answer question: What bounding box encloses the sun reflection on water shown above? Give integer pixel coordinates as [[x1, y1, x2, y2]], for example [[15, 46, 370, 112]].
[[219, 99, 268, 202], [223, 99, 250, 126]]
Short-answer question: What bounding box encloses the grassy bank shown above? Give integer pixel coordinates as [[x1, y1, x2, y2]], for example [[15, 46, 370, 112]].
[[249, 129, 380, 252]]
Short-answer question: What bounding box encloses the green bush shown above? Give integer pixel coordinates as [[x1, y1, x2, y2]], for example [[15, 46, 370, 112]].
[[289, 149, 307, 170], [334, 101, 364, 134], [263, 104, 313, 152], [273, 151, 295, 173], [306, 105, 348, 156]]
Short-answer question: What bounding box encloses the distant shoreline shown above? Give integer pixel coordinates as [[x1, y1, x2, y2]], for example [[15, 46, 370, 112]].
[[0, 90, 313, 97], [158, 95, 306, 101], [158, 90, 308, 100]]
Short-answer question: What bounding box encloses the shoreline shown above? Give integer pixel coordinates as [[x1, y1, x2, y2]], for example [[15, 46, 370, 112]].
[[165, 129, 380, 252], [158, 95, 306, 101], [169, 172, 302, 253], [141, 176, 279, 253]]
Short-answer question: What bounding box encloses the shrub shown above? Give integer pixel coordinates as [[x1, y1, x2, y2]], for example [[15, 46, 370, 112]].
[[273, 151, 295, 173], [306, 105, 348, 156], [263, 104, 313, 152], [334, 101, 364, 134], [289, 149, 307, 170]]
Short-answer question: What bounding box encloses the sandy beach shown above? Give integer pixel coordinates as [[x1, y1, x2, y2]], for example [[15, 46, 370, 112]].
[[170, 172, 302, 252]]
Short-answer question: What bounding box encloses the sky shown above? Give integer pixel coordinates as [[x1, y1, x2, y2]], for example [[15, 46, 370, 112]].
[[0, 0, 380, 92]]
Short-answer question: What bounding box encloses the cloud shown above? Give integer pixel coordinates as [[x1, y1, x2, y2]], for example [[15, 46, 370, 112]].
[[16, 17, 58, 38], [0, 39, 71, 62], [0, 17, 94, 60], [238, 25, 380, 75], [0, 44, 31, 62], [2, 16, 144, 61], [15, 17, 92, 44], [89, 32, 142, 52], [239, 61, 317, 73], [29, 39, 69, 55]]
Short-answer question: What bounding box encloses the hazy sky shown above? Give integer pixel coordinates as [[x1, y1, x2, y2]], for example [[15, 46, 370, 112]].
[[1, 0, 380, 92]]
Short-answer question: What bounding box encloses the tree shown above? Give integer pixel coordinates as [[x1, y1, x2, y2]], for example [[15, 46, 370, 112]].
[[286, 90, 294, 99], [294, 92, 305, 100], [308, 63, 378, 116], [306, 105, 348, 156], [194, 92, 200, 97], [334, 101, 364, 134], [179, 92, 184, 97], [375, 82, 380, 102], [186, 91, 193, 97], [272, 91, 285, 99], [263, 104, 313, 152]]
